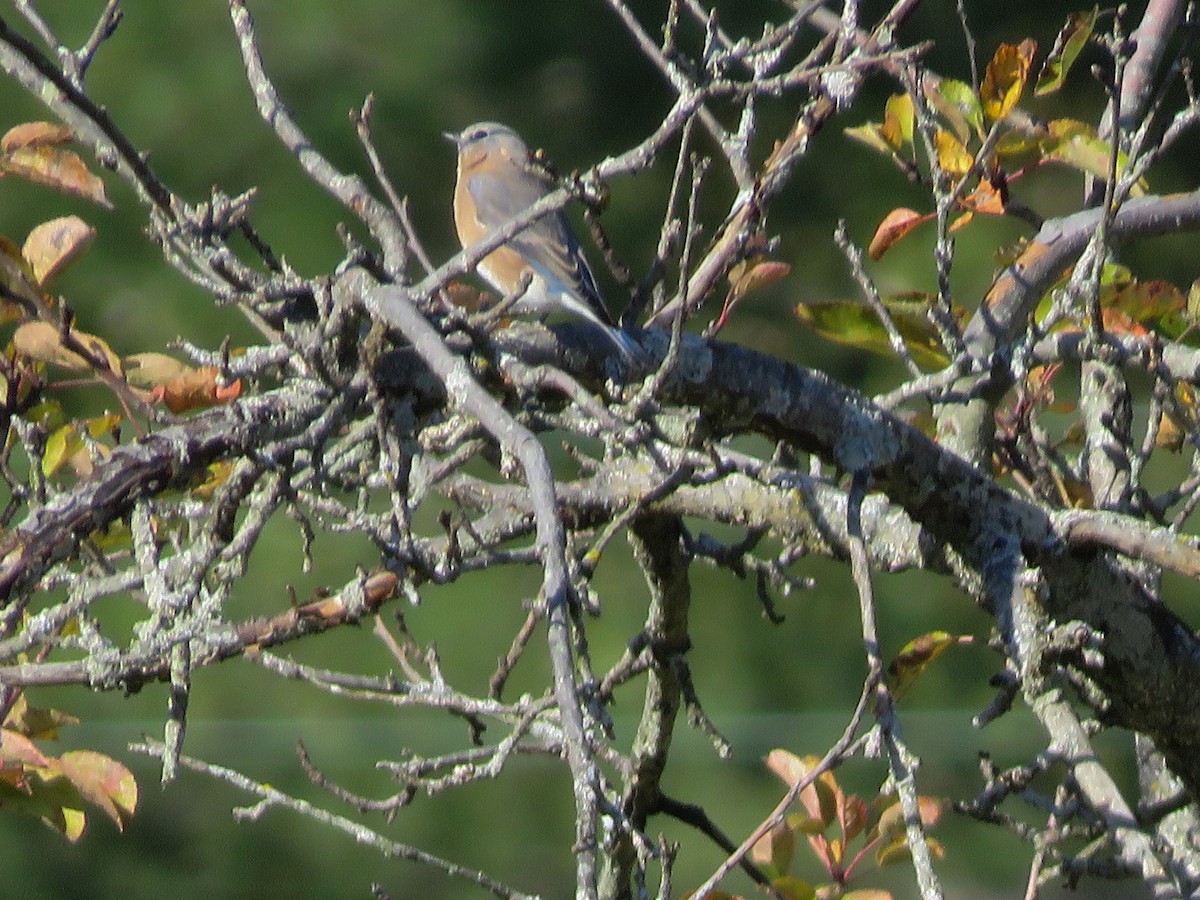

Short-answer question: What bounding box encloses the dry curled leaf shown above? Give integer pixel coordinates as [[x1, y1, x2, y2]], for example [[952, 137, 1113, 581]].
[[1, 143, 111, 208], [1, 122, 74, 153], [0, 236, 42, 320], [22, 216, 96, 286], [124, 352, 190, 388], [12, 320, 123, 376]]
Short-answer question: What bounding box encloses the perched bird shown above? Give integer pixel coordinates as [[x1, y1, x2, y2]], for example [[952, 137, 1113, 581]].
[[445, 122, 640, 360]]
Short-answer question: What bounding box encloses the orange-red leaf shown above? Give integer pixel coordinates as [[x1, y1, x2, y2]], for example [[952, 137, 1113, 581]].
[[153, 366, 242, 413], [959, 179, 1006, 216], [730, 260, 792, 300], [0, 728, 51, 770], [868, 208, 932, 260], [766, 748, 814, 789]]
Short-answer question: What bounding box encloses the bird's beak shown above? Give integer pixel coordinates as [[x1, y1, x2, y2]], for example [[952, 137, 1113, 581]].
[[442, 131, 459, 146]]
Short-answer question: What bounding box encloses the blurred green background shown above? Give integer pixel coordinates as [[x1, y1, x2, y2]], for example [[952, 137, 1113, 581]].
[[2, 1, 1194, 896]]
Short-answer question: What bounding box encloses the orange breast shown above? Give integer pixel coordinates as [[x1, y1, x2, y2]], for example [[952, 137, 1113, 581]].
[[453, 175, 530, 295]]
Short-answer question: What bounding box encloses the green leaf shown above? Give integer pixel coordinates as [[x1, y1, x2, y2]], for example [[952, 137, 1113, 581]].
[[1042, 119, 1148, 195], [0, 766, 88, 842], [752, 821, 796, 876], [41, 423, 83, 478], [926, 78, 983, 143], [786, 811, 828, 836], [771, 875, 816, 900], [794, 294, 963, 370], [23, 399, 66, 432], [1035, 8, 1098, 96]]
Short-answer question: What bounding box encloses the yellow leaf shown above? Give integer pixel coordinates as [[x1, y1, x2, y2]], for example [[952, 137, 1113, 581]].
[[981, 39, 1037, 121], [42, 424, 84, 478], [85, 413, 122, 439], [1158, 383, 1197, 451], [53, 802, 88, 843], [769, 875, 815, 900], [191, 460, 236, 499], [933, 129, 973, 178], [785, 811, 827, 835], [3, 694, 80, 741], [846, 122, 899, 158], [880, 93, 914, 150]]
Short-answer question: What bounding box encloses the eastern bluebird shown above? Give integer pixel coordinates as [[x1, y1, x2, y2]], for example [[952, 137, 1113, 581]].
[[445, 122, 640, 361]]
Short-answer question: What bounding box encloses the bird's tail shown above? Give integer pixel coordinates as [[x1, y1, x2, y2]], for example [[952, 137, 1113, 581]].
[[602, 324, 643, 362], [560, 291, 643, 363]]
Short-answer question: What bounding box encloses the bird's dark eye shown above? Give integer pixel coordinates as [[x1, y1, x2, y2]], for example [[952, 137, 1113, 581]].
[[469, 128, 488, 142]]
